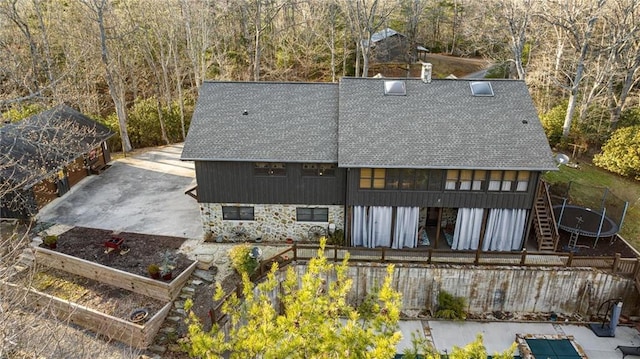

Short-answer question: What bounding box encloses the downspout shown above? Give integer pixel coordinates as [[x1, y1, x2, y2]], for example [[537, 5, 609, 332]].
[[344, 168, 350, 246]]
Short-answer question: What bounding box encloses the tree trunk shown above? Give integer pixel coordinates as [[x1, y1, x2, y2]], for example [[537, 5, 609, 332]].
[[96, 0, 132, 152], [561, 11, 600, 139]]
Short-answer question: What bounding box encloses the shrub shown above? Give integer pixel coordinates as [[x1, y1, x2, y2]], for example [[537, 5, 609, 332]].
[[228, 244, 259, 276], [327, 229, 345, 246], [593, 125, 640, 179], [434, 290, 466, 320], [147, 264, 160, 275], [540, 101, 572, 147]]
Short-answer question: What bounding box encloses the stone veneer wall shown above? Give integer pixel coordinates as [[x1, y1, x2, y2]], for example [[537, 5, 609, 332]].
[[200, 203, 344, 242]]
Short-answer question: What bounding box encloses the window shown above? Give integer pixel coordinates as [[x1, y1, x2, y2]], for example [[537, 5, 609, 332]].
[[488, 170, 529, 192], [470, 81, 494, 96], [472, 170, 486, 191], [255, 162, 286, 176], [446, 170, 484, 191], [445, 170, 458, 190], [516, 171, 530, 191], [489, 171, 502, 191], [360, 168, 386, 189], [502, 171, 516, 191], [384, 80, 406, 96], [296, 207, 329, 222], [361, 168, 435, 190], [222, 206, 254, 220], [302, 163, 336, 176]]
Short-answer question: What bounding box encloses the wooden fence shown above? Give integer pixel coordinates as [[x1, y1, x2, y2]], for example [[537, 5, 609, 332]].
[[289, 244, 640, 276], [34, 245, 197, 301], [2, 282, 172, 349]]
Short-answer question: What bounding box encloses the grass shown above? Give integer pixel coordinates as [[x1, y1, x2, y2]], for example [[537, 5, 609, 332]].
[[544, 161, 640, 251]]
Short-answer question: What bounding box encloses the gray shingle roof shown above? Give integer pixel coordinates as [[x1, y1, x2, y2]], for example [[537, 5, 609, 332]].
[[338, 78, 556, 170], [1, 104, 114, 188], [181, 81, 338, 162]]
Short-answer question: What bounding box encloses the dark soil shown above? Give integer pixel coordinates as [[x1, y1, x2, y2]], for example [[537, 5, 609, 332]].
[[49, 226, 194, 277], [556, 230, 637, 258]]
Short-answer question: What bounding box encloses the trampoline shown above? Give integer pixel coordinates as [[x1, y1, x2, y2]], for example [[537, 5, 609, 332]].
[[553, 205, 619, 238]]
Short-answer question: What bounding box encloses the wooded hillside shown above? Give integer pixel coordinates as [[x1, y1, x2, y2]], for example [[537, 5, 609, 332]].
[[1, 0, 639, 177]]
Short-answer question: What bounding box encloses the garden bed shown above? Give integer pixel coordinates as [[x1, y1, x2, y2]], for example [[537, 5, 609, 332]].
[[42, 226, 193, 277], [6, 267, 172, 349]]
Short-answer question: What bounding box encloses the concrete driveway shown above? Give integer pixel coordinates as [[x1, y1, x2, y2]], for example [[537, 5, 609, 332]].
[[37, 143, 203, 239]]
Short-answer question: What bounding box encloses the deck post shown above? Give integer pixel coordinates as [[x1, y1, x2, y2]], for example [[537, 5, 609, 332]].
[[293, 244, 297, 261], [567, 252, 573, 267], [474, 249, 480, 265], [612, 253, 620, 273], [520, 249, 527, 265]]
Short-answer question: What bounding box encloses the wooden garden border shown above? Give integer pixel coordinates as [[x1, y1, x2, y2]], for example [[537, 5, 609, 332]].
[[33, 245, 197, 301], [2, 282, 172, 349]]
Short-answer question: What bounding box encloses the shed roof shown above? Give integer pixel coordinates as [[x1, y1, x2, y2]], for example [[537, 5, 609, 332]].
[[338, 78, 556, 170], [0, 104, 114, 189], [181, 81, 338, 163]]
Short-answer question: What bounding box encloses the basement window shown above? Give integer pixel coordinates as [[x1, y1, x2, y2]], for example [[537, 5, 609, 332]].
[[384, 80, 406, 96], [470, 81, 494, 97]]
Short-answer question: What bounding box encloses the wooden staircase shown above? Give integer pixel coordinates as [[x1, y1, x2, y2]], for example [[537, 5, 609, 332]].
[[534, 180, 559, 251]]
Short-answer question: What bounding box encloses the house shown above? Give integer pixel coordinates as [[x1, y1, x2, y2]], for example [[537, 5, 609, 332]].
[[0, 105, 114, 219], [365, 28, 429, 63], [181, 65, 557, 251]]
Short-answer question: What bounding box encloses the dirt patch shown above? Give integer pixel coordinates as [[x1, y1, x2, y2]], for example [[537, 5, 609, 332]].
[[49, 226, 193, 277], [556, 230, 637, 258], [11, 267, 166, 321]]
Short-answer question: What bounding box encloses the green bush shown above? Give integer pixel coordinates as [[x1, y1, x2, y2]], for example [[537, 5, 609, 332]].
[[540, 101, 572, 147], [1, 104, 45, 123], [434, 290, 466, 320], [327, 229, 345, 246], [228, 244, 259, 276], [593, 125, 640, 179]]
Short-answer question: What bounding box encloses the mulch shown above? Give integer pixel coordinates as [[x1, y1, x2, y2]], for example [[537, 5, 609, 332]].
[[47, 226, 194, 277], [555, 230, 637, 258]]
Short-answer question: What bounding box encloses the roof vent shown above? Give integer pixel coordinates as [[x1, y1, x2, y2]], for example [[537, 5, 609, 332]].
[[470, 81, 494, 97], [421, 63, 432, 83], [384, 80, 406, 96]]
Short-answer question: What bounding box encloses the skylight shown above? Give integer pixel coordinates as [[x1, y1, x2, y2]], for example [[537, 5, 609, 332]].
[[470, 81, 494, 97], [384, 80, 406, 96]]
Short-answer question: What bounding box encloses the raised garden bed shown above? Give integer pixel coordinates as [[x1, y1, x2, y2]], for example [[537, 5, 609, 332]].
[[6, 268, 172, 349]]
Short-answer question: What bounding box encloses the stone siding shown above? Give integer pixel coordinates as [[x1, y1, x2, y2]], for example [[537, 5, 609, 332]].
[[200, 203, 344, 242]]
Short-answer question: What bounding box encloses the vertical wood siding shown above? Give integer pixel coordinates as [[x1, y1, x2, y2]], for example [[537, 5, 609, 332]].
[[346, 168, 539, 209], [196, 161, 346, 205]]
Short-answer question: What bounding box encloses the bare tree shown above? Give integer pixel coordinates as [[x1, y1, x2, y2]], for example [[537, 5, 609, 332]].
[[540, 0, 607, 139], [341, 0, 398, 77], [604, 0, 640, 128], [80, 0, 133, 153]]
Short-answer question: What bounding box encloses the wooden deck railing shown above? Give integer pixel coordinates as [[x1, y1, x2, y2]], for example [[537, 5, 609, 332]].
[[206, 244, 639, 328], [286, 244, 639, 275]]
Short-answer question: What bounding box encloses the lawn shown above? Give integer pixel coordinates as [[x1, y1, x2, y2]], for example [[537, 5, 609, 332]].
[[544, 161, 640, 252]]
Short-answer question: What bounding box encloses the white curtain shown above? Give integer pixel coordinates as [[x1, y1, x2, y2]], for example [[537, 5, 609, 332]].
[[452, 208, 484, 250], [392, 207, 419, 249], [367, 206, 392, 247], [483, 209, 528, 251], [352, 206, 368, 247]]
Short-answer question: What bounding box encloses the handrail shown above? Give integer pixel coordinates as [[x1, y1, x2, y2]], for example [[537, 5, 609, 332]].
[[208, 243, 639, 328], [280, 244, 637, 274], [541, 180, 560, 245]]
